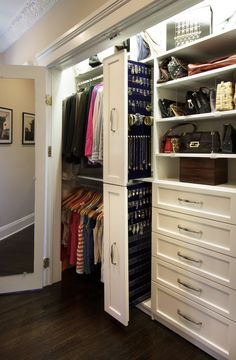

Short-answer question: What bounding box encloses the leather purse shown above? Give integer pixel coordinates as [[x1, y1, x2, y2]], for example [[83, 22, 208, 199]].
[[160, 122, 197, 153], [215, 81, 235, 111], [222, 123, 236, 153], [180, 131, 221, 153], [188, 54, 236, 76], [158, 99, 185, 118], [185, 87, 211, 115], [167, 56, 188, 80]]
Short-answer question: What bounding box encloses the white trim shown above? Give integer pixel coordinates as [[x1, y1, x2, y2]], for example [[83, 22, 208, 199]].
[[0, 213, 34, 241]]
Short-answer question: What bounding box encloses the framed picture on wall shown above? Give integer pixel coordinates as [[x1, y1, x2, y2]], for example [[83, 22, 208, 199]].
[[0, 107, 13, 144], [22, 112, 35, 145]]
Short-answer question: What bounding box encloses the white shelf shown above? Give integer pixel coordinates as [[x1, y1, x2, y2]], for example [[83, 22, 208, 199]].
[[155, 153, 236, 159], [155, 110, 236, 123], [75, 65, 103, 82], [156, 64, 236, 90], [157, 27, 236, 62]]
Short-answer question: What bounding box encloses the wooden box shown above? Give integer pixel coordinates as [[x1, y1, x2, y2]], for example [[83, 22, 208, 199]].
[[180, 158, 228, 185]]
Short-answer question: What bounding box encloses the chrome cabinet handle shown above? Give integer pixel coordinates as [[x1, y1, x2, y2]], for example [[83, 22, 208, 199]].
[[177, 251, 202, 264], [178, 197, 203, 206], [177, 278, 202, 293], [111, 242, 117, 265], [110, 108, 117, 132], [177, 309, 202, 326], [178, 225, 202, 236]]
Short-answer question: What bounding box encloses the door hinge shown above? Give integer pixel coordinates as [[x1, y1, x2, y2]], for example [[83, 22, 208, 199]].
[[48, 146, 52, 157], [43, 258, 50, 269], [45, 95, 52, 106]]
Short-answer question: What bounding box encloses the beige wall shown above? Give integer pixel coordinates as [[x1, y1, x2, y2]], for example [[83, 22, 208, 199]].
[[3, 0, 108, 65], [0, 78, 35, 226]]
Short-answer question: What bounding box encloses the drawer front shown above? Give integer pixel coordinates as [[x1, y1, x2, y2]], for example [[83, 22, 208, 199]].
[[152, 208, 236, 256], [152, 258, 236, 321], [152, 232, 236, 289], [152, 183, 236, 224], [151, 282, 236, 358]]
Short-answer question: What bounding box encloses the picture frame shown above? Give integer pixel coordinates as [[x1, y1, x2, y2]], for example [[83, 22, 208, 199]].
[[0, 107, 13, 144], [22, 112, 35, 145]]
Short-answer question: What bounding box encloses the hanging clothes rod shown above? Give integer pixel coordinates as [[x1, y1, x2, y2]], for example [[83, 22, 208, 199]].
[[77, 74, 103, 86]]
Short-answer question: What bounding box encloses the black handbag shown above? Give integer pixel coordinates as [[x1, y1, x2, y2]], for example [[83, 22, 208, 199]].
[[158, 98, 185, 118], [89, 55, 102, 68], [180, 131, 221, 153], [185, 88, 211, 115], [167, 56, 188, 80], [222, 123, 236, 153], [160, 122, 197, 153]]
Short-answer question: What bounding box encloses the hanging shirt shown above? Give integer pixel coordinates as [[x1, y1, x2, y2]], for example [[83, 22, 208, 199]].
[[84, 84, 102, 157]]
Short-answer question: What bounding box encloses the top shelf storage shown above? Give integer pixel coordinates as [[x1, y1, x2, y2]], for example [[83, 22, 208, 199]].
[[157, 27, 236, 62]]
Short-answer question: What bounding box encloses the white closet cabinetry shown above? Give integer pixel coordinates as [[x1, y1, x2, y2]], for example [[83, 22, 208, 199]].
[[104, 184, 129, 325], [152, 28, 236, 360], [103, 51, 128, 186]]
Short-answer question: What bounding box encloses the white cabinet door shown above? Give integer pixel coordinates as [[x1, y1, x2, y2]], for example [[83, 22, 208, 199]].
[[0, 64, 46, 293], [104, 183, 129, 325], [103, 51, 128, 186]]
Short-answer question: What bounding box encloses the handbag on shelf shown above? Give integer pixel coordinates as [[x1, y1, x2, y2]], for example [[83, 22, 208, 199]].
[[158, 98, 185, 118], [188, 54, 236, 76], [136, 33, 151, 61], [185, 87, 211, 115], [180, 130, 221, 153], [89, 55, 102, 68], [215, 81, 235, 111], [222, 123, 236, 153], [167, 56, 188, 80], [157, 58, 172, 83], [160, 122, 197, 153]]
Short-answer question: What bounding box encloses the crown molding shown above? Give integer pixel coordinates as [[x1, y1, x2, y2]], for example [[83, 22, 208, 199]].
[[0, 0, 59, 53], [36, 0, 201, 69]]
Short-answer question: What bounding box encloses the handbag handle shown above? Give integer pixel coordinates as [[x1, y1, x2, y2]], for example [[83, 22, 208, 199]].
[[163, 122, 197, 139]]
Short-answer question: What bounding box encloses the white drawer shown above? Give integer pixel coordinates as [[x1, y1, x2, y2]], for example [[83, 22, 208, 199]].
[[152, 232, 236, 289], [152, 258, 236, 321], [152, 208, 236, 256], [151, 282, 236, 359], [152, 183, 236, 224]]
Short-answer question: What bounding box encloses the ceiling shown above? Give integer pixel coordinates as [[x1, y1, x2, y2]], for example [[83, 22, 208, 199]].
[[0, 0, 59, 53]]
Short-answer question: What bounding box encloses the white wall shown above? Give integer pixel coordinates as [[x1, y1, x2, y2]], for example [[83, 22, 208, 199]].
[[0, 78, 35, 227], [2, 0, 108, 65]]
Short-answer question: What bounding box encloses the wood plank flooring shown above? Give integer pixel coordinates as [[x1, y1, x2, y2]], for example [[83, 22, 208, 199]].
[[0, 267, 215, 360], [0, 225, 34, 276]]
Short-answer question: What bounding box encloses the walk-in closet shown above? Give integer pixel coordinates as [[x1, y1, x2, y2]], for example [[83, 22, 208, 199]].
[[45, 1, 236, 359]]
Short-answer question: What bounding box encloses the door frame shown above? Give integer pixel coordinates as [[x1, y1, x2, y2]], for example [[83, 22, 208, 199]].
[[39, 0, 202, 285], [0, 64, 47, 293]]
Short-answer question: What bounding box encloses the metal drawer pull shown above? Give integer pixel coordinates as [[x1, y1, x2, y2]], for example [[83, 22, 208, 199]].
[[111, 242, 117, 265], [110, 107, 117, 132], [178, 225, 202, 236], [177, 309, 202, 326], [178, 198, 203, 206], [177, 251, 202, 264], [177, 278, 202, 293]]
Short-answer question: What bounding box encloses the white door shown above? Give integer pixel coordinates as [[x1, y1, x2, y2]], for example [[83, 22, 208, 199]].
[[0, 64, 46, 293], [104, 183, 129, 325], [103, 51, 128, 186]]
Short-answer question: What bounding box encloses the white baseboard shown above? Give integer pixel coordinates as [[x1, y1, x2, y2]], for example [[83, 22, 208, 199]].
[[0, 213, 34, 241]]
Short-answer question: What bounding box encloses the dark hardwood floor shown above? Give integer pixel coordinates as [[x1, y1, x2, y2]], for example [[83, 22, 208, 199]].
[[0, 268, 215, 360], [0, 225, 34, 276]]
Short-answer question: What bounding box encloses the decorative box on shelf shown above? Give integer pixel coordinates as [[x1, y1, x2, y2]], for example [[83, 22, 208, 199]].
[[180, 157, 228, 185]]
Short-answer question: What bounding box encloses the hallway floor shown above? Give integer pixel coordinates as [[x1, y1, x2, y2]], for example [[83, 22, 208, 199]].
[[0, 268, 215, 360]]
